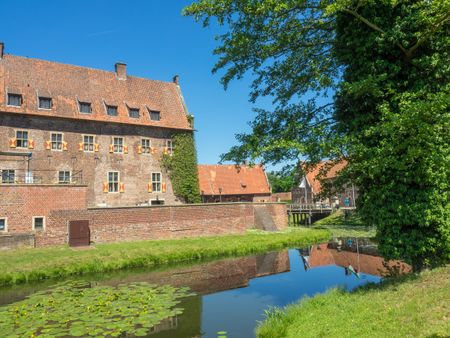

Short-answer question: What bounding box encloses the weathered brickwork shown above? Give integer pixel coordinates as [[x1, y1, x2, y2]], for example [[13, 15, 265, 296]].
[[0, 114, 181, 207]]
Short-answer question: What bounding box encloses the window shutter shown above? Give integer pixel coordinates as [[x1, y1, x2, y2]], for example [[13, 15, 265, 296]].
[[163, 147, 168, 155], [28, 139, 35, 149], [62, 141, 68, 151], [45, 140, 51, 150], [119, 182, 125, 193], [137, 145, 142, 154], [78, 142, 84, 151], [94, 144, 99, 152], [103, 182, 108, 193], [151, 147, 157, 155], [9, 138, 16, 148], [109, 144, 114, 153], [124, 145, 129, 154], [147, 182, 153, 193], [162, 182, 167, 193]]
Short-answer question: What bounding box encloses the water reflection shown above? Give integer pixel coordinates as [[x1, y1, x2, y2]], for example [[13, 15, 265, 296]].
[[0, 239, 410, 338]]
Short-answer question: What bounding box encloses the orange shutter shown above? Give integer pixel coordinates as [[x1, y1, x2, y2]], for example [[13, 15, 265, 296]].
[[28, 139, 35, 149], [119, 182, 125, 193], [78, 142, 84, 151], [9, 138, 16, 148], [162, 182, 167, 193], [103, 182, 109, 193], [45, 140, 51, 150], [109, 144, 114, 153], [124, 145, 128, 154], [147, 182, 153, 193], [151, 147, 157, 154], [94, 143, 99, 152], [137, 145, 142, 154], [163, 147, 168, 155], [62, 141, 68, 151]]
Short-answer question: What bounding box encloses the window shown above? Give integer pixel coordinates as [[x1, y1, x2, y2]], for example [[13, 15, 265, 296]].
[[152, 172, 161, 192], [33, 216, 45, 231], [113, 137, 124, 153], [7, 94, 22, 107], [141, 138, 151, 153], [1, 170, 15, 183], [108, 171, 119, 193], [79, 101, 92, 114], [106, 105, 118, 116], [51, 133, 63, 151], [166, 139, 173, 154], [0, 218, 7, 232], [128, 108, 140, 119], [149, 110, 161, 121], [150, 199, 165, 206], [16, 130, 28, 148], [38, 97, 52, 109], [58, 171, 71, 184], [83, 135, 94, 152]]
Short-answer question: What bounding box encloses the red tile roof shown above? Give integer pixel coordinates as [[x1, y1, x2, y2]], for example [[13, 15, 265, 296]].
[[198, 164, 271, 196], [0, 54, 192, 130], [305, 160, 347, 194]]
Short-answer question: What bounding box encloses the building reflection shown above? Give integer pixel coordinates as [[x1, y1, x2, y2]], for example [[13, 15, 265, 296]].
[[299, 238, 411, 277]]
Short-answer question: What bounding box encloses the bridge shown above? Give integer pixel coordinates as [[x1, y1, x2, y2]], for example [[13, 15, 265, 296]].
[[287, 204, 356, 226]]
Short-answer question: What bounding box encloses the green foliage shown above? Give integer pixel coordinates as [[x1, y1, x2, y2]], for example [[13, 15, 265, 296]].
[[256, 266, 450, 337], [162, 132, 201, 203], [184, 0, 450, 270], [0, 229, 330, 287], [0, 281, 194, 337], [267, 167, 296, 193]]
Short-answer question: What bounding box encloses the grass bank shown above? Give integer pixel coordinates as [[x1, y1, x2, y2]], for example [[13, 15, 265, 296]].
[[311, 209, 376, 238], [0, 228, 329, 287], [257, 265, 450, 338]]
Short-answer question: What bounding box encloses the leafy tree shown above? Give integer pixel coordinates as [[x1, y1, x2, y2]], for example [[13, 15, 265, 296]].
[[267, 167, 296, 193], [184, 0, 450, 270]]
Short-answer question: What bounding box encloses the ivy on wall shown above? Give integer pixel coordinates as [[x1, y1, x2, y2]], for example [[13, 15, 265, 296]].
[[162, 132, 201, 204]]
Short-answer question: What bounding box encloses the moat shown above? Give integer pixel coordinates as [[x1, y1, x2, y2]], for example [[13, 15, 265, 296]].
[[0, 238, 409, 338]]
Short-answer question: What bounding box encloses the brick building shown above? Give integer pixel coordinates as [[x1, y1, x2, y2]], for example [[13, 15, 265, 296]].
[[0, 42, 194, 210], [198, 164, 271, 203]]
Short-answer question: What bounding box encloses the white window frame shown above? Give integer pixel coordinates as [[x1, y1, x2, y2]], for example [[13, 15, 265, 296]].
[[15, 129, 29, 149], [141, 138, 151, 154], [38, 97, 52, 110], [113, 137, 124, 154], [152, 172, 162, 193], [83, 134, 95, 153], [0, 217, 7, 232], [166, 139, 173, 154], [50, 132, 64, 151], [7, 93, 22, 107], [107, 171, 120, 193], [32, 216, 46, 231], [58, 170, 71, 184]]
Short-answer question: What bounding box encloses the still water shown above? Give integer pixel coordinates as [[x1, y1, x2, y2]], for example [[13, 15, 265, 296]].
[[0, 238, 409, 338]]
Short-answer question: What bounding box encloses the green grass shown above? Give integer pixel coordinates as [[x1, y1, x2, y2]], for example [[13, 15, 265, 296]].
[[0, 228, 330, 287], [257, 266, 450, 338], [311, 209, 376, 238]]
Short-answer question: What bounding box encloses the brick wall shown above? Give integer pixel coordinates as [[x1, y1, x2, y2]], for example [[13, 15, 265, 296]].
[[0, 185, 87, 236], [43, 202, 287, 247]]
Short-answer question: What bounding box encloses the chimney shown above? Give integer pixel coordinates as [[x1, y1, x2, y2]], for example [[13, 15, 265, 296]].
[[115, 62, 126, 80], [173, 75, 179, 85], [0, 42, 4, 59]]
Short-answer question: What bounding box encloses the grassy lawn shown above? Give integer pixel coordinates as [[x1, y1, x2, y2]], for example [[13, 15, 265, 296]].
[[311, 209, 376, 238], [0, 228, 329, 287], [257, 265, 450, 338]]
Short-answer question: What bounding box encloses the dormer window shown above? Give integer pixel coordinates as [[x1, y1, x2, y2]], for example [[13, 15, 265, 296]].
[[7, 94, 22, 107], [129, 108, 140, 119], [79, 101, 92, 114], [38, 97, 52, 110], [149, 110, 161, 121], [106, 105, 118, 116]]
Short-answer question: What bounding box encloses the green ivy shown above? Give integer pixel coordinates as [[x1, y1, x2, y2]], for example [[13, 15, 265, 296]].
[[162, 132, 201, 203]]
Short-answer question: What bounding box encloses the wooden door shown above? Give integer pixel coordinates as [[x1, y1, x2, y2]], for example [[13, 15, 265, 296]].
[[68, 220, 90, 247]]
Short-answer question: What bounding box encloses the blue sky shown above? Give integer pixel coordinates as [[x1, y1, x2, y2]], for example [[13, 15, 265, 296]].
[[0, 0, 281, 169]]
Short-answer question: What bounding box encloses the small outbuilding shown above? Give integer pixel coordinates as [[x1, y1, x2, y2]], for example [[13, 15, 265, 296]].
[[198, 164, 271, 203]]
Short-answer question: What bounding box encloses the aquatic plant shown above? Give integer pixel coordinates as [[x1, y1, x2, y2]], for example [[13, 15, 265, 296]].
[[0, 281, 195, 337]]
